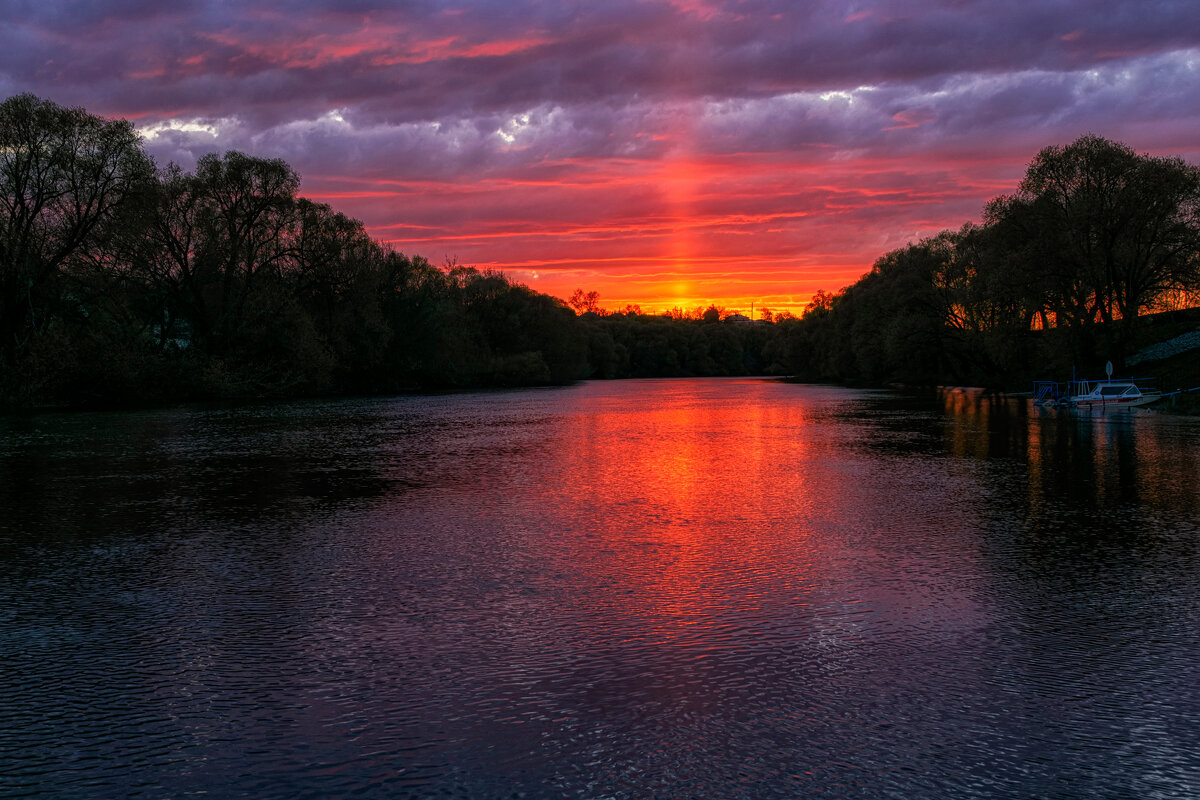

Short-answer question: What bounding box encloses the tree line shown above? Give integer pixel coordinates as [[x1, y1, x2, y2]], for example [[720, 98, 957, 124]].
[[5, 94, 1198, 407], [0, 94, 787, 407], [785, 134, 1200, 387]]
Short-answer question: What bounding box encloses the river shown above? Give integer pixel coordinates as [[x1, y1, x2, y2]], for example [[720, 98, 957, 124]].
[[2, 379, 1199, 798]]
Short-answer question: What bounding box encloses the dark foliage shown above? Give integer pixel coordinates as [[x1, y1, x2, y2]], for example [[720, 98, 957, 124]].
[[782, 136, 1200, 389], [7, 96, 1196, 406], [1, 95, 786, 408]]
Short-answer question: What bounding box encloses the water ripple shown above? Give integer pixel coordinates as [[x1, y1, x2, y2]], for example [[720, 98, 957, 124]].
[[2, 383, 1200, 798]]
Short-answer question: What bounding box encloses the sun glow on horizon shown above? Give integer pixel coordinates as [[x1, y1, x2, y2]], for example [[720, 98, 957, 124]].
[[290, 88, 1011, 320], [12, 0, 1197, 340]]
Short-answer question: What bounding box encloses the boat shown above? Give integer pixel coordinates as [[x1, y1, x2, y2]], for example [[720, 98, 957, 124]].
[[1061, 379, 1161, 409], [1033, 360, 1161, 410]]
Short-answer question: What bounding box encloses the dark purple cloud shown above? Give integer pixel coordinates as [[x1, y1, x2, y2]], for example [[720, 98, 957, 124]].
[[3, 0, 1199, 310]]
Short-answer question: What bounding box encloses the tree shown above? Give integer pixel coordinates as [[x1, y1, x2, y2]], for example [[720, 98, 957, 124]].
[[0, 93, 154, 373], [784, 238, 971, 384], [568, 288, 602, 315], [143, 152, 300, 357], [291, 199, 392, 388], [987, 135, 1200, 358]]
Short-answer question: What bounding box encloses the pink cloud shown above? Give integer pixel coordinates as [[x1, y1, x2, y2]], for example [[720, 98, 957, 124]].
[[4, 0, 1199, 312]]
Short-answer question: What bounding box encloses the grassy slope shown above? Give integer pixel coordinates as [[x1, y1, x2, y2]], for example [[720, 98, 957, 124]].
[[1127, 308, 1200, 412]]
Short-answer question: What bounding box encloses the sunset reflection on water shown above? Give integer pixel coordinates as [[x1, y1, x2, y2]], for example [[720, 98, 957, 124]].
[[2, 380, 1199, 798], [938, 385, 1200, 518]]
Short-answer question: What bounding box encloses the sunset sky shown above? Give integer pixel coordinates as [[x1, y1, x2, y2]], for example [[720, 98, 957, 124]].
[[5, 1, 1200, 314]]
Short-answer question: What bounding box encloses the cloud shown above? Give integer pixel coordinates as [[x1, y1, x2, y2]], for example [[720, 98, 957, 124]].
[[4, 0, 1200, 310]]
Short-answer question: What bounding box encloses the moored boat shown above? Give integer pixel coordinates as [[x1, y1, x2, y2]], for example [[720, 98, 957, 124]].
[[1063, 379, 1161, 409]]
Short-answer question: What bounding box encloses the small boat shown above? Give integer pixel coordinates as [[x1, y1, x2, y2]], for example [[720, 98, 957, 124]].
[[1063, 379, 1161, 409]]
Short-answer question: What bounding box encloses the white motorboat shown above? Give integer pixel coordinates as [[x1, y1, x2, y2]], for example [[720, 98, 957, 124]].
[[1063, 379, 1161, 409]]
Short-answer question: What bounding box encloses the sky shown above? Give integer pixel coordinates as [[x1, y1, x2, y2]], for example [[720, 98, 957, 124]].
[[4, 1, 1200, 315]]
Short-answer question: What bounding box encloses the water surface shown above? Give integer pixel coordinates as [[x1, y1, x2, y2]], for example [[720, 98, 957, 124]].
[[2, 380, 1199, 798]]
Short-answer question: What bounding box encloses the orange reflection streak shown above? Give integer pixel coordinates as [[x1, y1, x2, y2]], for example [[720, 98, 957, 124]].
[[538, 380, 1002, 667], [548, 380, 823, 648], [943, 388, 996, 461], [1027, 409, 1045, 517]]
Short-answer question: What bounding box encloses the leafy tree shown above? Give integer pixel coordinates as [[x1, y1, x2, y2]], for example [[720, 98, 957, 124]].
[[139, 153, 303, 362], [0, 93, 154, 390], [784, 238, 967, 384], [291, 199, 392, 386], [568, 288, 602, 315], [453, 268, 587, 384], [986, 135, 1200, 359], [192, 151, 300, 356]]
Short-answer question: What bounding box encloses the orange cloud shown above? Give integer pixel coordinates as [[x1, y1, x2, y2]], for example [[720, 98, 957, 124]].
[[13, 0, 1200, 326], [296, 146, 1013, 316]]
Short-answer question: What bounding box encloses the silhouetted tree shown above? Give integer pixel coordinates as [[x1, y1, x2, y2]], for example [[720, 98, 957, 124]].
[[986, 135, 1200, 361], [568, 288, 602, 315], [0, 94, 154, 398]]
